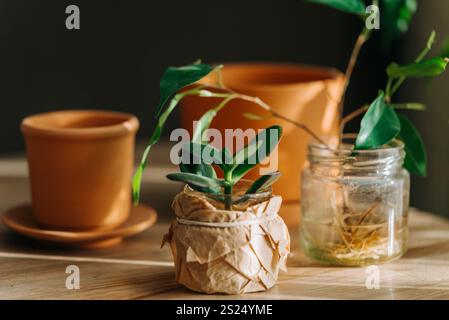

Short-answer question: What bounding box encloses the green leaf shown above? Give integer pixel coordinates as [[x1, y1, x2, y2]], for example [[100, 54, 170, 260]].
[[179, 161, 217, 179], [133, 61, 217, 204], [179, 160, 217, 193], [201, 164, 217, 179], [231, 126, 282, 182], [246, 171, 281, 194], [166, 172, 223, 194], [380, 0, 417, 49], [179, 143, 234, 181], [387, 57, 449, 78], [307, 0, 365, 15], [220, 147, 234, 171], [183, 142, 230, 171], [355, 92, 401, 149], [192, 109, 218, 144], [155, 63, 215, 117], [232, 137, 263, 168], [397, 114, 427, 176]]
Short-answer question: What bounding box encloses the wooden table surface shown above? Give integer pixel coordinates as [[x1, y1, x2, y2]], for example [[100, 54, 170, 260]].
[[1, 155, 449, 300]]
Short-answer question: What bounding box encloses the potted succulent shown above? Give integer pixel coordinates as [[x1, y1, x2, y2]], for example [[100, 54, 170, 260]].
[[132, 63, 290, 294]]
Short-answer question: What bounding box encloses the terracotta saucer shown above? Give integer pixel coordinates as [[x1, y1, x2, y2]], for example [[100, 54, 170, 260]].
[[1, 204, 157, 249]]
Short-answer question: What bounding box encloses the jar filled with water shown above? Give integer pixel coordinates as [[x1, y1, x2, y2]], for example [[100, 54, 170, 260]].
[[300, 138, 409, 266]]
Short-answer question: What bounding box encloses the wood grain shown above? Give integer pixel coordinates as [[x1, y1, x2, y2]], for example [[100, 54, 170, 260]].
[[2, 207, 449, 299], [1, 156, 449, 299]]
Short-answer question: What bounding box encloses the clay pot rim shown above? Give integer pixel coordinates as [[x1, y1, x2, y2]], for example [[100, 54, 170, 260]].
[[21, 109, 139, 139], [204, 62, 344, 91]]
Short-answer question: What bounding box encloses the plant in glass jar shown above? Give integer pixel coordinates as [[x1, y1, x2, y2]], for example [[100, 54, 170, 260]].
[[241, 0, 448, 266], [301, 1, 448, 266], [132, 63, 290, 294], [260, 0, 449, 266]]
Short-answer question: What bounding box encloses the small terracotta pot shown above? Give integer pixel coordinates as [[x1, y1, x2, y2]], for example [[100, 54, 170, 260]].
[[179, 63, 344, 227], [21, 110, 139, 231]]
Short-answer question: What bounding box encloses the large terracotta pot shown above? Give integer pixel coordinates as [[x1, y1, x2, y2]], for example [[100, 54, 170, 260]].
[[21, 110, 139, 231], [179, 63, 344, 227]]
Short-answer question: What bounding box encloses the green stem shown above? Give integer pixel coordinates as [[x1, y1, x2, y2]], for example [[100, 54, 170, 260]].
[[337, 26, 371, 134], [390, 77, 404, 97], [270, 110, 332, 149], [132, 85, 205, 204], [224, 171, 233, 210], [204, 86, 331, 149], [340, 104, 369, 133], [385, 78, 393, 102], [213, 94, 237, 112]]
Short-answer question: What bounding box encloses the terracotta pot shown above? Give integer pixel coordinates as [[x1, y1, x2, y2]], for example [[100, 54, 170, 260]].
[[179, 63, 344, 227], [21, 110, 139, 231]]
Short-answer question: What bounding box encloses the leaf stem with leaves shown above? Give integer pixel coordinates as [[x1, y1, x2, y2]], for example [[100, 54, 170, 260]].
[[389, 31, 436, 97], [200, 87, 332, 149]]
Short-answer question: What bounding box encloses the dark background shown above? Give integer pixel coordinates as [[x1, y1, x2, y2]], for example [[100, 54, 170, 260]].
[[0, 0, 447, 216]]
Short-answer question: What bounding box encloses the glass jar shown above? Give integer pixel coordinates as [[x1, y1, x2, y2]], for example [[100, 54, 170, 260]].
[[300, 138, 410, 266]]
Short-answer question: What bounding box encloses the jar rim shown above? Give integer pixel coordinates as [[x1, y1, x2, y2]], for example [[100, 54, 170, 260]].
[[309, 134, 404, 156], [307, 135, 405, 173]]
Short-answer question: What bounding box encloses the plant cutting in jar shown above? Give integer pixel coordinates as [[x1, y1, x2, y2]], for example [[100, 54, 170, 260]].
[[132, 63, 290, 294], [326, 34, 447, 265], [302, 0, 448, 266], [241, 0, 449, 265], [237, 0, 448, 265]]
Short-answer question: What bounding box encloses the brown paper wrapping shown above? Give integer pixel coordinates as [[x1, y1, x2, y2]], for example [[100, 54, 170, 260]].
[[162, 187, 290, 294]]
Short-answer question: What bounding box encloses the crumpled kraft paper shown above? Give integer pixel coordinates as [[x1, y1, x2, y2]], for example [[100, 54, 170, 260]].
[[162, 187, 290, 294]]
